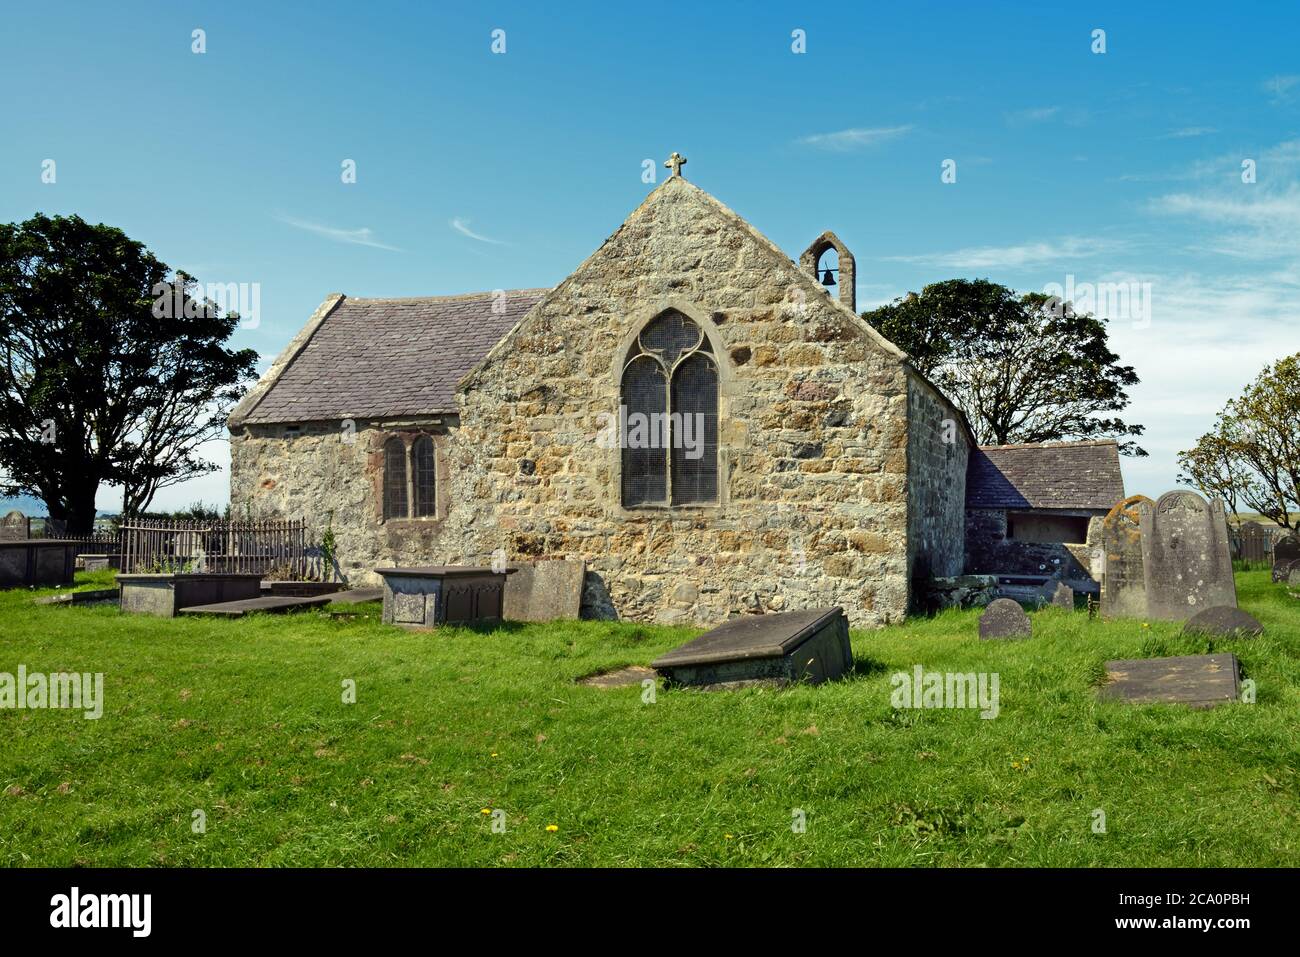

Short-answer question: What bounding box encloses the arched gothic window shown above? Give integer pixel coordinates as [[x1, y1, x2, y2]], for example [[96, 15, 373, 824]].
[[411, 435, 437, 518], [620, 311, 719, 507]]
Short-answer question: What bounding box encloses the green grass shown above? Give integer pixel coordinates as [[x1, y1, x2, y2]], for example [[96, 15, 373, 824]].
[[0, 570, 1297, 866]]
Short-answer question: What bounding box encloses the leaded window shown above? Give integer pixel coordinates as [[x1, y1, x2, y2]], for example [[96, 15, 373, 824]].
[[412, 435, 437, 518], [620, 310, 719, 507], [383, 434, 438, 520]]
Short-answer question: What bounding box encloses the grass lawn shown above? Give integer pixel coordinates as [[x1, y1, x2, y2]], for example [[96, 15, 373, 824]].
[[0, 570, 1297, 867]]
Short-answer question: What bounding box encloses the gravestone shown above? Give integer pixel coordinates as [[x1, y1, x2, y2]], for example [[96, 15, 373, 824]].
[[1138, 491, 1236, 621], [1236, 520, 1271, 562], [1273, 536, 1300, 581], [1034, 579, 1076, 608], [502, 559, 586, 622], [650, 607, 851, 689], [0, 511, 28, 541], [1183, 606, 1263, 638], [1099, 495, 1154, 619], [978, 598, 1032, 640], [1098, 653, 1240, 709]]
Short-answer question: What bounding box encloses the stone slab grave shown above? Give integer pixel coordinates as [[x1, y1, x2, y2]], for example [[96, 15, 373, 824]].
[[375, 566, 515, 628], [0, 539, 78, 589], [117, 573, 262, 617], [326, 587, 384, 605], [651, 607, 852, 690], [1274, 558, 1299, 584], [502, 559, 585, 622], [578, 665, 657, 689], [1138, 491, 1236, 621], [1098, 653, 1241, 709], [979, 598, 1032, 640], [33, 588, 119, 606], [180, 594, 334, 617], [1184, 606, 1263, 638], [1100, 495, 1154, 619]]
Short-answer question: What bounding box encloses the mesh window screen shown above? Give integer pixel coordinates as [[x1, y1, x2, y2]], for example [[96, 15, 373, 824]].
[[383, 439, 409, 519], [412, 436, 437, 518], [670, 353, 719, 505], [639, 310, 702, 367], [620, 356, 668, 506]]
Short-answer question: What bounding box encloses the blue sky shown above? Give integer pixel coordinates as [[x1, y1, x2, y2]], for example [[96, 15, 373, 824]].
[[2, 0, 1298, 512]]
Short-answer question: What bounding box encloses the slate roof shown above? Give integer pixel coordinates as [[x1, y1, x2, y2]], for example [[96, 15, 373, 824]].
[[235, 289, 548, 425], [966, 440, 1125, 511]]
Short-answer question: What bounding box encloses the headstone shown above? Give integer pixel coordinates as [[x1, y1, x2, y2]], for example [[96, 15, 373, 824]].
[[502, 559, 586, 622], [1098, 653, 1240, 709], [1183, 606, 1263, 638], [978, 598, 1032, 640], [0, 511, 28, 541], [1038, 580, 1074, 610], [1273, 536, 1300, 580], [1099, 495, 1154, 619], [1138, 491, 1236, 621], [650, 607, 852, 689], [1236, 521, 1270, 562], [1272, 558, 1298, 584]]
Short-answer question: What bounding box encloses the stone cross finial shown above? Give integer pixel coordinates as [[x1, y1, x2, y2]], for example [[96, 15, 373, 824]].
[[664, 152, 687, 178]]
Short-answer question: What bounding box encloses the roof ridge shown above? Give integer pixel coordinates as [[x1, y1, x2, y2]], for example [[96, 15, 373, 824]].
[[345, 288, 550, 304], [978, 439, 1120, 451]]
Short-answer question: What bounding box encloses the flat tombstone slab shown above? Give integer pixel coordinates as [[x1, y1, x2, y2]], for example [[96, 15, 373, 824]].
[[651, 607, 852, 690], [1184, 606, 1263, 638], [1139, 491, 1236, 621], [0, 511, 28, 541], [1098, 653, 1240, 709], [375, 566, 513, 628], [979, 598, 1032, 640], [118, 573, 263, 617], [1100, 495, 1154, 619], [502, 559, 585, 622]]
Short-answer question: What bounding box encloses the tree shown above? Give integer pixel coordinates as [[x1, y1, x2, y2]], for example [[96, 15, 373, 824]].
[[861, 279, 1146, 454], [1178, 354, 1300, 529], [0, 214, 258, 533]]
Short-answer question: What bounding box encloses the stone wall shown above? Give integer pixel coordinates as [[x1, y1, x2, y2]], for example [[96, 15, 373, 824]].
[[964, 507, 1104, 589], [230, 177, 957, 627], [906, 375, 970, 595]]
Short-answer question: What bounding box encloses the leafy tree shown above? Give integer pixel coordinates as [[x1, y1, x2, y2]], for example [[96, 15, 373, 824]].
[[862, 279, 1146, 454], [1179, 354, 1300, 529], [0, 214, 257, 533]]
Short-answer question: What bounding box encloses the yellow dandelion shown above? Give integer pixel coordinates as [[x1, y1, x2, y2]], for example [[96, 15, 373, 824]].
[[725, 833, 734, 840], [546, 824, 558, 832], [491, 752, 498, 758], [480, 808, 491, 815]]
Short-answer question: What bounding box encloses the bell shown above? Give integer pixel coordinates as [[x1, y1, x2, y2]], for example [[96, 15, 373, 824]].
[[821, 267, 836, 286]]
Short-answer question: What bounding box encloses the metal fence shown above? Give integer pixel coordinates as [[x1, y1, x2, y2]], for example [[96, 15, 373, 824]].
[[120, 518, 319, 578], [1229, 522, 1292, 563]]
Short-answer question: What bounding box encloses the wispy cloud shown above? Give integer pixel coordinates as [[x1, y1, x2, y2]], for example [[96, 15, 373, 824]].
[[1263, 74, 1300, 103], [1004, 106, 1060, 125], [882, 237, 1121, 270], [277, 215, 400, 251], [450, 217, 508, 245], [795, 125, 913, 151], [1161, 126, 1217, 139]]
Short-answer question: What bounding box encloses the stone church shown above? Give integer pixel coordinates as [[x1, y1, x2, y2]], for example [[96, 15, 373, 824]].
[[228, 157, 975, 627]]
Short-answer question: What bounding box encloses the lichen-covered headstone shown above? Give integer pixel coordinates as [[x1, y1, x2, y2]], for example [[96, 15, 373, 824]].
[[0, 510, 28, 542], [1183, 606, 1263, 638], [979, 598, 1032, 640], [1138, 491, 1237, 621], [1100, 495, 1153, 619]]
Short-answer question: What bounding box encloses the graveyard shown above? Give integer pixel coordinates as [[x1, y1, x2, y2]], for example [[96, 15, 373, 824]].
[[1, 564, 1297, 867]]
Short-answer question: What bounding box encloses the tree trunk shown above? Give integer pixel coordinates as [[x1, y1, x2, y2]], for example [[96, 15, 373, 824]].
[[60, 483, 99, 536]]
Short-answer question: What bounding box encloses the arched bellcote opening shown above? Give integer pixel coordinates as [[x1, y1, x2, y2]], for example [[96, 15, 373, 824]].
[[799, 230, 856, 312]]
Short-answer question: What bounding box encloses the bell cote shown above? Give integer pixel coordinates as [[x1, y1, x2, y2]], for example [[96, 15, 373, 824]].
[[799, 231, 856, 312]]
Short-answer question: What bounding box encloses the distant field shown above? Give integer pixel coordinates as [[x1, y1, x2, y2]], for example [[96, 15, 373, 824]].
[[0, 570, 1296, 866]]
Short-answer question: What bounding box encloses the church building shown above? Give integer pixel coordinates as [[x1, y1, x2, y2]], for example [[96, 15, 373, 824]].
[[228, 156, 974, 627]]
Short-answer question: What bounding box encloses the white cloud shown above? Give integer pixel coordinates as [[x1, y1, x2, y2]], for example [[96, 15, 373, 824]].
[[882, 237, 1122, 270], [276, 215, 401, 251], [1004, 106, 1060, 125], [1161, 126, 1217, 139], [795, 125, 913, 151], [1263, 74, 1300, 102], [450, 217, 508, 245]]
